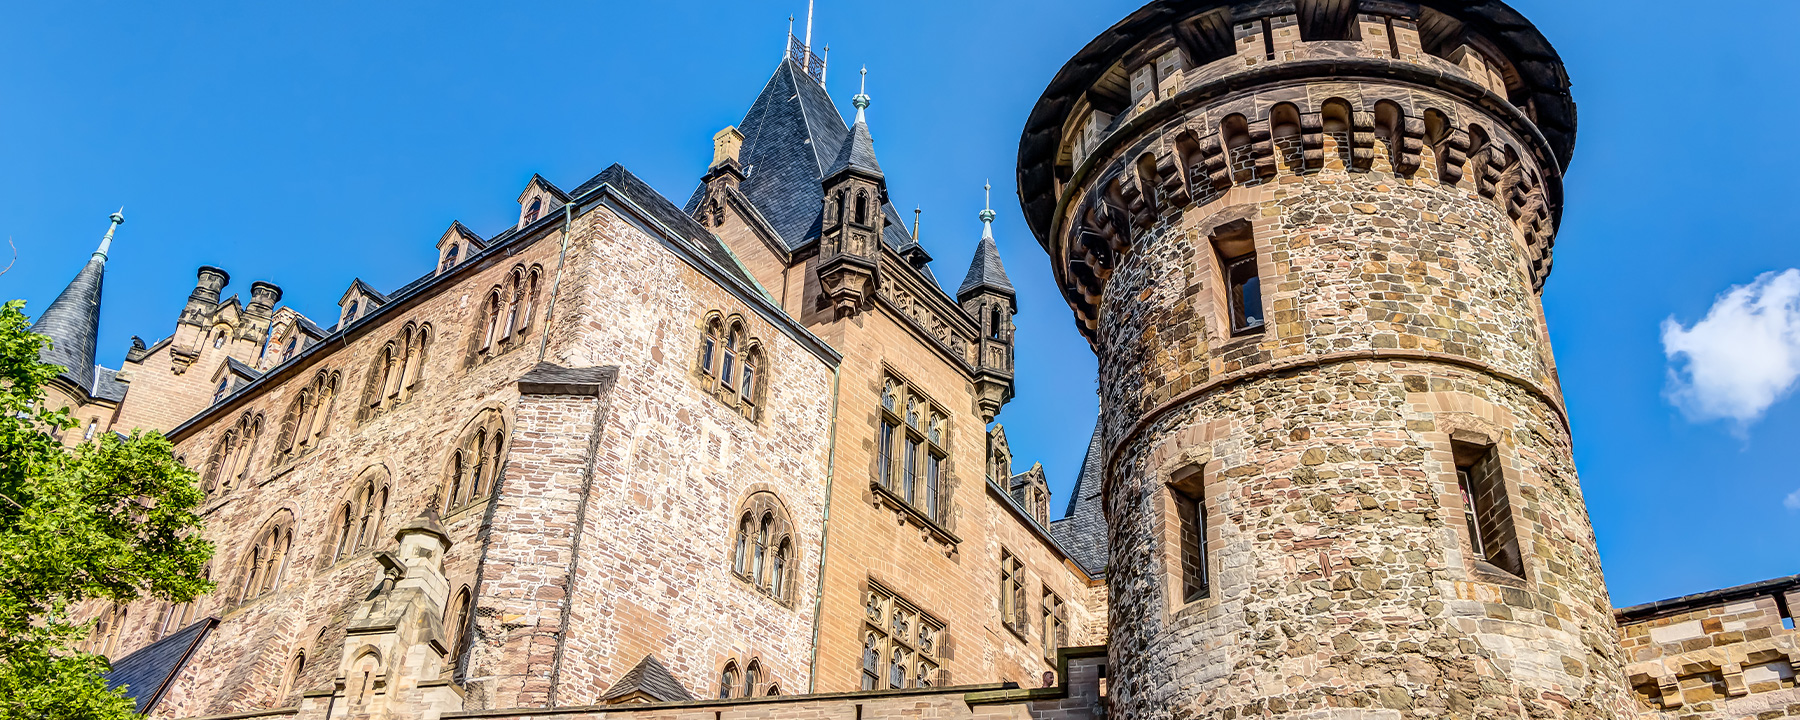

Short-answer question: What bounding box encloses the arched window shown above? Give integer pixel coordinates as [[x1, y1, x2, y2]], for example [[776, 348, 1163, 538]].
[[238, 511, 295, 603], [503, 270, 523, 340], [727, 492, 797, 603], [1270, 103, 1303, 172], [284, 335, 298, 360], [345, 301, 359, 324], [743, 661, 761, 697], [854, 192, 868, 225], [279, 652, 306, 698], [1220, 115, 1252, 183], [718, 662, 739, 699], [443, 410, 507, 512], [721, 325, 740, 388], [770, 538, 790, 597], [733, 514, 752, 576], [525, 198, 542, 224], [213, 331, 227, 349], [446, 587, 472, 673], [1322, 99, 1353, 166], [481, 291, 502, 351], [989, 306, 1004, 340], [442, 244, 459, 270], [519, 268, 540, 330], [752, 514, 771, 585], [767, 684, 781, 696], [700, 317, 721, 377], [861, 633, 880, 690], [833, 191, 846, 225], [334, 502, 354, 561], [888, 646, 907, 689], [739, 346, 759, 404]]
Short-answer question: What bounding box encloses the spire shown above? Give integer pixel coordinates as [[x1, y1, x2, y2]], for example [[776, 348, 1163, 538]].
[[958, 188, 1015, 302], [825, 71, 882, 180], [32, 210, 124, 395], [980, 181, 997, 240]]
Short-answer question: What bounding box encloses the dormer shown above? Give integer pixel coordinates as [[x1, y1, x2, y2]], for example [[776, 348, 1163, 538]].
[[435, 221, 486, 275], [338, 278, 389, 329], [258, 307, 326, 371], [517, 174, 570, 230], [208, 356, 263, 406]]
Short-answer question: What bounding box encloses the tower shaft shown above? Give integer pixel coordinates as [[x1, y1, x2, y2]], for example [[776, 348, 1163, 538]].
[[1017, 2, 1626, 718]]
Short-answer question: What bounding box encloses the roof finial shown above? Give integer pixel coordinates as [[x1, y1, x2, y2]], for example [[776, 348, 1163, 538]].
[[852, 66, 870, 123], [803, 0, 814, 51], [785, 15, 794, 58], [913, 205, 922, 239], [980, 182, 996, 240], [96, 207, 124, 259], [821, 44, 829, 86]]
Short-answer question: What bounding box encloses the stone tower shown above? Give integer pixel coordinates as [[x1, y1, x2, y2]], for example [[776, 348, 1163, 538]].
[[818, 72, 886, 318], [1016, 1, 1628, 718], [958, 185, 1017, 424]]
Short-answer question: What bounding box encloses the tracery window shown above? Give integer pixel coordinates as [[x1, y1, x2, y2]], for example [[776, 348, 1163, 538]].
[[728, 491, 796, 603], [273, 369, 341, 465], [330, 468, 389, 563], [204, 411, 264, 496], [442, 409, 507, 514], [874, 373, 950, 527], [359, 322, 432, 421], [474, 264, 543, 361], [693, 312, 764, 420], [719, 661, 739, 699], [742, 660, 761, 697], [235, 510, 294, 604], [861, 582, 944, 690]]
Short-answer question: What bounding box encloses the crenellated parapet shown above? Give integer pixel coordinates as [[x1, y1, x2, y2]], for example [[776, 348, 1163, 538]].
[[1019, 0, 1577, 346]]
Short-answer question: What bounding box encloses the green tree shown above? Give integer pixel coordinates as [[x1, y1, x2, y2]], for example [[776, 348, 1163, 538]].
[[0, 299, 213, 719]]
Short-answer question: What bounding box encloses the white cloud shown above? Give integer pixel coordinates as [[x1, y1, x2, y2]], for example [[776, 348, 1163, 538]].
[[1786, 489, 1800, 512], [1661, 269, 1800, 426]]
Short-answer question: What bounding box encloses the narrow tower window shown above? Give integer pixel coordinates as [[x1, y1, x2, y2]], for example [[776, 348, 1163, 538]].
[[1454, 442, 1523, 577], [1211, 220, 1263, 336], [1171, 464, 1210, 603]]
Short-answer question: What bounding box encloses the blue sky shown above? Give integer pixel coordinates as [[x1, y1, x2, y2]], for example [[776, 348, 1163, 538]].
[[2, 0, 1794, 607]]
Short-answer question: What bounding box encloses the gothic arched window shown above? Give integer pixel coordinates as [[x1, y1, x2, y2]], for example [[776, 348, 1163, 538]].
[[743, 660, 761, 697], [854, 192, 868, 225], [718, 662, 739, 699], [727, 492, 796, 603], [733, 513, 752, 576], [443, 409, 507, 513]]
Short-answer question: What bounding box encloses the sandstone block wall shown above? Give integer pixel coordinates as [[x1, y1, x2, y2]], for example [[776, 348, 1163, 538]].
[[1619, 587, 1800, 718]]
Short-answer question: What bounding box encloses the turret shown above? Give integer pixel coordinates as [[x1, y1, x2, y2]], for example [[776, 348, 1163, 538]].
[[816, 68, 885, 318], [957, 184, 1017, 423], [1018, 2, 1623, 718], [31, 209, 124, 400], [695, 126, 747, 230]]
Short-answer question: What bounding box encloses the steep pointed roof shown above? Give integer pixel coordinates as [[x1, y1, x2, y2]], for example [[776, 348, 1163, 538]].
[[601, 654, 694, 703], [686, 58, 848, 251], [957, 235, 1015, 301], [104, 616, 217, 713], [32, 214, 122, 395], [824, 117, 882, 180], [1048, 423, 1108, 575]]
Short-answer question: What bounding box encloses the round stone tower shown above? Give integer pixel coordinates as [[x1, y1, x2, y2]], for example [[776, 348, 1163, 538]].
[[1017, 2, 1629, 718]]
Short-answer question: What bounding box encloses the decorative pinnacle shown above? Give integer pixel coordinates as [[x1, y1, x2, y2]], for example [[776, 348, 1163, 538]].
[[979, 182, 997, 233], [852, 66, 870, 122], [96, 207, 124, 259]]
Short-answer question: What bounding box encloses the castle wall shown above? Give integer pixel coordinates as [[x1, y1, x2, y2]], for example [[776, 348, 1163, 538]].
[[1619, 590, 1800, 717]]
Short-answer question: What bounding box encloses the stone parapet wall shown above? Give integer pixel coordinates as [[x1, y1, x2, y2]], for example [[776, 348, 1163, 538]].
[[1619, 581, 1800, 718]]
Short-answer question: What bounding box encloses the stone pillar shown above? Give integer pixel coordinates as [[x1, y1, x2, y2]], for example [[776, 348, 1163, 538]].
[[463, 364, 617, 709], [1014, 3, 1628, 719], [313, 511, 464, 720]]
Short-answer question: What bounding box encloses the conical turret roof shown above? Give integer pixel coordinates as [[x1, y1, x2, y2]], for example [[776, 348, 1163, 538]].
[[957, 235, 1014, 301], [824, 116, 882, 180], [32, 212, 122, 395]]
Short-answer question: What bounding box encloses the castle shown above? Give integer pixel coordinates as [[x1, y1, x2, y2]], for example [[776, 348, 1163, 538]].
[[30, 2, 1799, 719]]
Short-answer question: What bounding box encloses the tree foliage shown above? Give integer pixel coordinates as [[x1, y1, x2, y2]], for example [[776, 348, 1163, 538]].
[[0, 299, 213, 719]]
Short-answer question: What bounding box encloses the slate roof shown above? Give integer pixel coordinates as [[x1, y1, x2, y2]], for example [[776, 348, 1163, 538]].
[[824, 117, 882, 180], [31, 252, 106, 393], [685, 58, 847, 251], [1048, 423, 1108, 575], [574, 164, 761, 292], [601, 654, 695, 703], [957, 235, 1016, 301], [104, 617, 217, 714], [91, 365, 128, 403]]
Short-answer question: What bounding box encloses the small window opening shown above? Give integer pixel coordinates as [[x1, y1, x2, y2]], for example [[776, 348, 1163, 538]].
[[1454, 441, 1523, 577], [854, 193, 868, 225], [1221, 114, 1253, 183], [1260, 17, 1276, 60], [1171, 464, 1209, 603], [525, 198, 542, 224], [1270, 103, 1303, 172], [1374, 101, 1403, 170], [1211, 221, 1262, 336], [989, 306, 1004, 341]]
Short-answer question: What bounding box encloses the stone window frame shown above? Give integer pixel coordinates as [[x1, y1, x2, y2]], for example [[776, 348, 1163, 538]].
[[1156, 458, 1223, 617], [441, 408, 509, 518], [1041, 585, 1068, 663], [1205, 218, 1267, 340], [203, 410, 264, 498], [357, 321, 433, 423], [232, 509, 296, 607], [1441, 427, 1527, 582], [327, 466, 390, 566], [872, 369, 957, 543], [728, 490, 799, 606], [85, 603, 126, 656], [694, 311, 766, 421], [271, 369, 342, 468], [277, 649, 307, 699], [862, 580, 945, 690], [445, 585, 472, 681], [470, 263, 544, 364], [155, 561, 209, 640], [718, 659, 740, 699], [999, 548, 1029, 639]]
